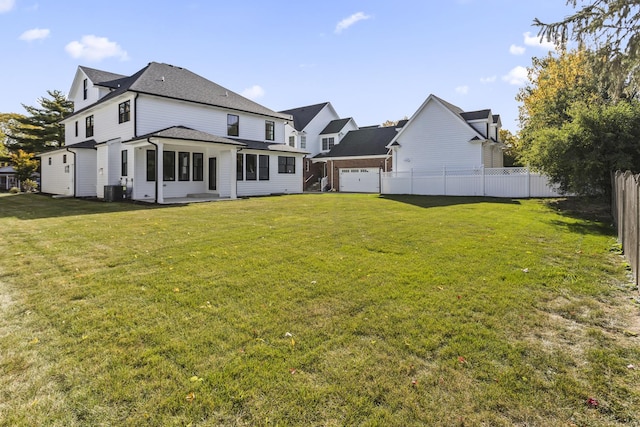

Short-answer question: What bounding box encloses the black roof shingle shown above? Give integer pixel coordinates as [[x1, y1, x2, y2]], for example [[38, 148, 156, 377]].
[[279, 102, 329, 131], [314, 126, 397, 158]]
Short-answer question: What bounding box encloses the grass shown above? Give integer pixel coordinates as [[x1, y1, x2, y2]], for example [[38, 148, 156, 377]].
[[0, 192, 639, 426]]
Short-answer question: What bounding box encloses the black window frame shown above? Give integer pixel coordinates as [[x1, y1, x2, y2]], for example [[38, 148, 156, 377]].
[[265, 120, 275, 141], [278, 156, 296, 174], [163, 151, 176, 181], [245, 153, 257, 181], [193, 153, 204, 181], [83, 78, 88, 100], [322, 137, 334, 151], [118, 100, 131, 124], [259, 154, 269, 180], [75, 121, 78, 137], [146, 150, 156, 181], [86, 115, 94, 138], [236, 153, 244, 181], [62, 154, 67, 164], [227, 114, 239, 137], [121, 150, 128, 176], [178, 151, 190, 181]]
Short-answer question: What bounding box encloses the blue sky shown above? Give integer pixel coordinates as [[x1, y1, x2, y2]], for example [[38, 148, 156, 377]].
[[1, 0, 573, 132]]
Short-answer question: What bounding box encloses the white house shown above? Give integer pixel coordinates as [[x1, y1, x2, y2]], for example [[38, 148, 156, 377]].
[[39, 62, 307, 203], [280, 102, 357, 190]]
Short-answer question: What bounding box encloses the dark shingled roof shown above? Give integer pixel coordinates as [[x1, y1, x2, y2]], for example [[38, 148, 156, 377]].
[[314, 127, 397, 158], [396, 119, 409, 128], [460, 109, 492, 121], [128, 126, 245, 146], [71, 62, 291, 120], [79, 66, 127, 88], [66, 139, 98, 149], [320, 118, 352, 135], [279, 102, 329, 131]]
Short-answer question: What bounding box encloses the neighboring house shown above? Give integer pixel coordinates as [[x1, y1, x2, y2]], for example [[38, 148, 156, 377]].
[[387, 94, 504, 173], [39, 62, 306, 203], [280, 102, 357, 190], [0, 165, 18, 190], [313, 126, 397, 193]]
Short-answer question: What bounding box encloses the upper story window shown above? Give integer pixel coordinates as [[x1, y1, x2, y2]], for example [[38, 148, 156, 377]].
[[86, 115, 94, 138], [63, 154, 67, 164], [75, 121, 78, 137], [300, 135, 306, 149], [83, 79, 88, 100], [265, 120, 274, 141], [119, 100, 131, 123], [322, 137, 335, 151], [227, 114, 239, 137], [288, 136, 295, 147]]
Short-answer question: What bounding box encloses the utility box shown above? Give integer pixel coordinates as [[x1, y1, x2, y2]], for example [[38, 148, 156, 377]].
[[104, 185, 124, 202]]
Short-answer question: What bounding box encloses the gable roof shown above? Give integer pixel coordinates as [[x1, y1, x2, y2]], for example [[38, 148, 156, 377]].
[[320, 118, 353, 135], [314, 126, 397, 158], [128, 126, 245, 147], [387, 94, 489, 148], [68, 62, 291, 121], [279, 102, 329, 131], [79, 66, 127, 88]]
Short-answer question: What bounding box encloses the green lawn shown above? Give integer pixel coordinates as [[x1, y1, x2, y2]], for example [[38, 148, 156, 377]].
[[0, 193, 638, 426]]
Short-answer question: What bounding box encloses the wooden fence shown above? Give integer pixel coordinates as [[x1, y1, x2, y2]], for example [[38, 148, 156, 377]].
[[381, 167, 564, 198], [612, 170, 640, 285]]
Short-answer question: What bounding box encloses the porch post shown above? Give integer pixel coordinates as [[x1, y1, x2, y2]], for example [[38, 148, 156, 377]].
[[156, 141, 164, 204], [230, 148, 238, 199]]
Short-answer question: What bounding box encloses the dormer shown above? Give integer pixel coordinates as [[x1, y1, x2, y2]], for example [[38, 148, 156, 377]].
[[68, 66, 127, 112], [319, 118, 358, 152], [460, 109, 492, 139]]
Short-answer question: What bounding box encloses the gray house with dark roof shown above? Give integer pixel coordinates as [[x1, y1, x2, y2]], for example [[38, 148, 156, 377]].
[[40, 62, 306, 202]]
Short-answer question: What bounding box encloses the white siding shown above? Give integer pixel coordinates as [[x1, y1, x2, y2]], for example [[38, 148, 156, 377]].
[[96, 145, 109, 199], [303, 105, 341, 156], [40, 151, 73, 196], [74, 149, 97, 197], [237, 151, 303, 196], [395, 100, 482, 172], [137, 95, 287, 144]]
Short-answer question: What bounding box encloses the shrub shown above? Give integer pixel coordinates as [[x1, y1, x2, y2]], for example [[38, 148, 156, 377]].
[[9, 187, 20, 194], [22, 179, 38, 193]]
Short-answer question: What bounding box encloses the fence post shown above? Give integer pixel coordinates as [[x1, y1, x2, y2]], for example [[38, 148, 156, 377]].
[[482, 166, 485, 196], [636, 174, 639, 286], [527, 165, 531, 198]]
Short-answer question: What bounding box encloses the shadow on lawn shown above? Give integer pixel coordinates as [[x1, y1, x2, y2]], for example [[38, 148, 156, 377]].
[[0, 193, 174, 220], [544, 197, 615, 237], [379, 194, 522, 209]]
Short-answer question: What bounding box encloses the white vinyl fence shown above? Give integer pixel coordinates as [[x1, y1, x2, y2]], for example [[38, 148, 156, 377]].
[[381, 167, 564, 198]]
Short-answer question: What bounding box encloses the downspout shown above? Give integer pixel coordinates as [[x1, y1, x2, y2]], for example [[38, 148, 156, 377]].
[[147, 138, 158, 204], [66, 147, 77, 197], [133, 93, 139, 137]]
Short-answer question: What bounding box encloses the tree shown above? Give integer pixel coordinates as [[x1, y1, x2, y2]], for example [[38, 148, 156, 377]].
[[0, 113, 23, 162], [499, 129, 522, 167], [9, 149, 39, 190], [381, 116, 408, 127], [7, 90, 73, 153], [534, 0, 640, 98]]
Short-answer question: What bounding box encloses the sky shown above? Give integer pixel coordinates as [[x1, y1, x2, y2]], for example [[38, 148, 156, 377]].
[[0, 0, 575, 133]]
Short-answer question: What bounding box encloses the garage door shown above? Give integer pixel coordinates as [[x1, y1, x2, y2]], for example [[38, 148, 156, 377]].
[[339, 168, 380, 193]]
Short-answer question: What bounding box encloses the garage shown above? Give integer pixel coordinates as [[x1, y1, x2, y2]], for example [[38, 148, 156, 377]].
[[339, 168, 380, 193]]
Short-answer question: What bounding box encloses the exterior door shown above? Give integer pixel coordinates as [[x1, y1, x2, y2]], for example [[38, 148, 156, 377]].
[[339, 168, 381, 193], [208, 157, 217, 191]]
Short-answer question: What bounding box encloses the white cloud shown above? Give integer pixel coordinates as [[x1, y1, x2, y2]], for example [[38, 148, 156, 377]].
[[335, 12, 371, 34], [480, 75, 497, 84], [65, 35, 129, 62], [19, 28, 50, 41], [455, 85, 469, 95], [0, 0, 15, 13], [502, 66, 529, 86], [523, 31, 556, 50], [509, 44, 525, 55], [241, 85, 265, 100]]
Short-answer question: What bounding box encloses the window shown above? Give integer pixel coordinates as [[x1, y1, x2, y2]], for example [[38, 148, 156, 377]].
[[121, 150, 128, 176], [163, 151, 175, 181], [146, 150, 156, 181], [178, 152, 190, 181], [322, 137, 334, 151], [289, 136, 295, 147], [227, 114, 239, 136], [259, 155, 269, 180], [301, 135, 306, 149], [193, 153, 203, 181], [245, 153, 257, 180], [119, 100, 130, 123], [75, 121, 78, 137], [83, 79, 88, 100], [278, 156, 295, 174], [265, 121, 274, 141], [86, 115, 94, 138], [63, 154, 67, 164], [48, 157, 51, 165], [236, 153, 244, 180]]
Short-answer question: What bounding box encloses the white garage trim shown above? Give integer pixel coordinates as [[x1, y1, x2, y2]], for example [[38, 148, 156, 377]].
[[339, 167, 380, 193]]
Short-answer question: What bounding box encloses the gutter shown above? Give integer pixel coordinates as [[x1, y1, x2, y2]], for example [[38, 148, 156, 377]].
[[147, 138, 159, 204]]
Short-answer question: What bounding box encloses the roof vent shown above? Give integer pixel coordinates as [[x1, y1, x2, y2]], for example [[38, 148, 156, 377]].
[[161, 76, 165, 82]]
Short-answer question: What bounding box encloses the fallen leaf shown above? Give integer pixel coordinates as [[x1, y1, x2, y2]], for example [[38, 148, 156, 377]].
[[29, 337, 39, 345], [522, 268, 529, 273], [173, 287, 180, 293], [587, 397, 599, 407], [289, 368, 297, 374], [284, 332, 293, 337], [458, 356, 467, 364], [185, 392, 195, 402]]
